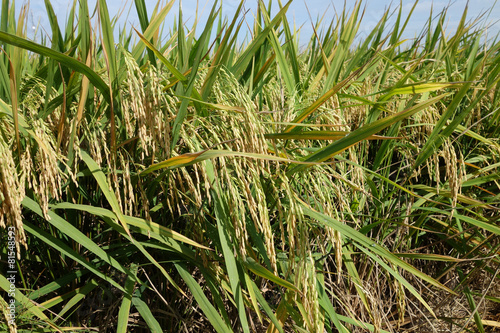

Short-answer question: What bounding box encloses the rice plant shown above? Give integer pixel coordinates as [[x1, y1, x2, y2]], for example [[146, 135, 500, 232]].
[[0, 0, 499, 332]]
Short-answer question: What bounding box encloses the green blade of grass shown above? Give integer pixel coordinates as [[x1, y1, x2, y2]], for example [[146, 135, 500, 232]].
[[0, 273, 59, 330], [230, 0, 292, 79], [243, 257, 300, 293], [175, 263, 232, 333], [6, 55, 20, 154], [316, 281, 350, 333], [131, 288, 163, 333], [57, 280, 99, 318], [131, 0, 174, 61], [283, 66, 365, 133], [200, 1, 244, 100], [320, 2, 362, 94], [80, 151, 186, 296], [413, 52, 500, 170], [134, 27, 186, 82], [52, 202, 210, 250], [260, 1, 296, 96], [22, 221, 126, 293], [170, 2, 219, 149], [22, 197, 132, 278], [212, 187, 250, 332], [80, 150, 132, 238], [300, 204, 455, 311], [247, 278, 285, 333], [28, 270, 88, 301], [265, 131, 400, 141], [133, 0, 156, 65], [97, 0, 116, 82], [117, 264, 138, 333], [0, 31, 111, 103], [140, 149, 330, 175], [287, 93, 449, 176]]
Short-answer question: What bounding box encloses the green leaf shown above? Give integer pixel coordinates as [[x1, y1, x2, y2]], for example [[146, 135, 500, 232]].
[[175, 263, 231, 333], [287, 93, 449, 176], [79, 151, 186, 296], [118, 264, 138, 333], [265, 131, 400, 141], [0, 31, 111, 103], [57, 280, 99, 318], [301, 204, 456, 317], [247, 277, 285, 333], [132, 292, 163, 333], [0, 274, 58, 330], [170, 2, 219, 149], [283, 67, 363, 134], [134, 26, 186, 82], [243, 257, 300, 293], [23, 197, 131, 278], [131, 0, 175, 61], [230, 0, 292, 78], [52, 202, 210, 250], [140, 149, 326, 175], [260, 1, 296, 96], [212, 188, 250, 332], [22, 221, 125, 293], [98, 0, 117, 82]]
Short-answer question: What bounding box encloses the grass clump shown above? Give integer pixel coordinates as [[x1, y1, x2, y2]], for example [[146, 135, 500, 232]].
[[0, 0, 499, 332]]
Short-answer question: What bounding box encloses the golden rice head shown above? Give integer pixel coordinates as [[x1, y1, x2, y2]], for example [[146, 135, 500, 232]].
[[106, 154, 123, 216], [435, 140, 464, 212], [261, 79, 283, 117], [347, 145, 365, 189], [326, 177, 351, 282], [395, 278, 406, 328], [143, 64, 173, 159], [170, 170, 185, 217], [236, 164, 272, 258], [0, 135, 26, 258], [122, 50, 177, 162], [281, 175, 297, 254], [212, 68, 268, 156], [122, 50, 149, 160], [85, 123, 109, 168], [296, 252, 321, 332], [21, 136, 34, 190], [146, 67, 176, 157], [118, 151, 135, 216], [414, 103, 440, 141], [276, 172, 305, 269], [428, 153, 440, 194], [0, 295, 17, 332], [356, 269, 384, 333], [308, 170, 345, 282], [20, 75, 48, 120], [31, 119, 65, 220], [216, 154, 272, 262], [399, 196, 414, 247], [257, 196, 277, 272], [66, 142, 80, 189], [138, 179, 151, 223], [218, 158, 249, 258], [209, 69, 278, 265], [319, 95, 344, 130], [177, 122, 211, 207], [180, 166, 203, 208], [442, 141, 465, 211]]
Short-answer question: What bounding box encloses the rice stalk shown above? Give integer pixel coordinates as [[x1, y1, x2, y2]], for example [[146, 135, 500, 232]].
[[0, 133, 25, 258]]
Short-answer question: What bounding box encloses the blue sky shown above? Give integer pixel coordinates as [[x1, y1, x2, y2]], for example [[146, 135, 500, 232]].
[[17, 0, 500, 45]]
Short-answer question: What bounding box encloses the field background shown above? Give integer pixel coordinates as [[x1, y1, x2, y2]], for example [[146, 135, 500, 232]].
[[1, 0, 500, 332]]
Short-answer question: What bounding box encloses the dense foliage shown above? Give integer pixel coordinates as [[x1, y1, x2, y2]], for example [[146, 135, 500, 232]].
[[1, 0, 499, 332]]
